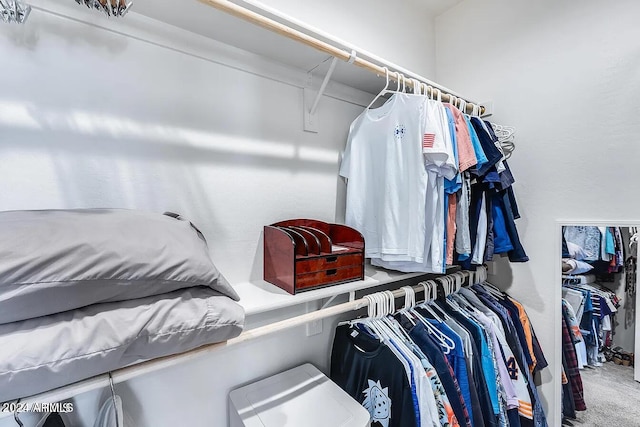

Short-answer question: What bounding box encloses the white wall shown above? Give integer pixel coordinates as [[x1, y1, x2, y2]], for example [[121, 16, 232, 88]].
[[0, 1, 439, 426], [258, 0, 437, 78], [435, 0, 640, 423]]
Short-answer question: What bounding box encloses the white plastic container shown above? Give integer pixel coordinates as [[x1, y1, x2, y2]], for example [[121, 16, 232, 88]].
[[229, 363, 370, 427]]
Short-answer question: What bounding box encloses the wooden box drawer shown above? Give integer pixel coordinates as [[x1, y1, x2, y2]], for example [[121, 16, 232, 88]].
[[296, 253, 362, 274], [296, 265, 364, 290]]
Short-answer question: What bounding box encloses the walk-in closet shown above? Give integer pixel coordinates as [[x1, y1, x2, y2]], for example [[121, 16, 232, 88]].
[[1, 1, 639, 426], [560, 224, 639, 426]]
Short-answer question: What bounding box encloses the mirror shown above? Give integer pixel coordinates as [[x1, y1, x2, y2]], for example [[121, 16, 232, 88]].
[[560, 224, 639, 426]]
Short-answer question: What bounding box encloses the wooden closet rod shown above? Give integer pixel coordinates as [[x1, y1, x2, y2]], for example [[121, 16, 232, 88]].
[[198, 0, 485, 115], [2, 267, 485, 415]]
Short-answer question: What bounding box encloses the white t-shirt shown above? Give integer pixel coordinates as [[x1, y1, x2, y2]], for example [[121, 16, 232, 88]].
[[372, 99, 456, 273], [340, 93, 429, 262]]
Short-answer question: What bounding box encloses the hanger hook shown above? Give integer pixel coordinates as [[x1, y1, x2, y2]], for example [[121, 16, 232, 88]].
[[374, 293, 381, 318], [435, 276, 447, 297], [13, 399, 24, 427], [109, 372, 117, 399], [371, 293, 380, 318], [401, 287, 408, 309], [403, 286, 415, 308], [381, 291, 390, 315], [365, 294, 375, 318], [108, 372, 121, 427], [427, 280, 436, 300], [419, 281, 429, 302], [366, 67, 390, 110]]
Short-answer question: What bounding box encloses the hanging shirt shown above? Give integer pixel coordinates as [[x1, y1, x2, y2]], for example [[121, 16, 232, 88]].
[[444, 104, 477, 173], [425, 316, 475, 424], [456, 172, 472, 259], [331, 325, 419, 427], [471, 193, 488, 265], [443, 106, 462, 194], [372, 100, 455, 273], [470, 117, 503, 177], [464, 116, 488, 175], [491, 192, 514, 254], [402, 320, 472, 427], [340, 93, 430, 263]]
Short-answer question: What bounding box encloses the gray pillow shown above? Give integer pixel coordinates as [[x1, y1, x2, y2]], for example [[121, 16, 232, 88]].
[[0, 209, 239, 325], [0, 287, 245, 402]]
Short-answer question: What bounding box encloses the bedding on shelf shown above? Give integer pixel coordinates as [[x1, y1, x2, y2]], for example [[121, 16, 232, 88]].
[[0, 287, 244, 402], [0, 209, 245, 401], [0, 209, 239, 325]]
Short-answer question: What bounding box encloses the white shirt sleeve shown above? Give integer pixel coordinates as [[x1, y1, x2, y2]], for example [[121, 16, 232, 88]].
[[422, 102, 457, 180]]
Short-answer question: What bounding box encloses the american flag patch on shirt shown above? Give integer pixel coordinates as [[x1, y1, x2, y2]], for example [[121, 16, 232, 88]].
[[423, 133, 435, 149]]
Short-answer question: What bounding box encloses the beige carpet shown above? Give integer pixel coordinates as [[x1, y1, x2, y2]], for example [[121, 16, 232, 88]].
[[566, 362, 640, 426]]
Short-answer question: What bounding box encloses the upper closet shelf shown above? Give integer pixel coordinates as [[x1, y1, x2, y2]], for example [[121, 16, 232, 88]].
[[236, 266, 457, 316], [130, 0, 486, 114]]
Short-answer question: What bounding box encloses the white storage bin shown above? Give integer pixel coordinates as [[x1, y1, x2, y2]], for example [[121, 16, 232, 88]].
[[229, 363, 370, 427]]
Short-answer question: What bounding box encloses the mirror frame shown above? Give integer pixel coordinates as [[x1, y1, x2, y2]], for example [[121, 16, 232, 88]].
[[555, 220, 640, 426]]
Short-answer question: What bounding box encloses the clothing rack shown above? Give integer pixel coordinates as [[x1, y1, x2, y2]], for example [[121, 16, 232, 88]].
[[0, 266, 488, 416], [198, 0, 485, 115]]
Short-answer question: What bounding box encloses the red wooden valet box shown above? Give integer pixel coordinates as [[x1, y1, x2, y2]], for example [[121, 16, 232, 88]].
[[263, 219, 365, 294]]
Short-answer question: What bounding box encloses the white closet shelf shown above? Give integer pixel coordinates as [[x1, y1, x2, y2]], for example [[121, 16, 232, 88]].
[[236, 266, 447, 315], [130, 0, 480, 102]]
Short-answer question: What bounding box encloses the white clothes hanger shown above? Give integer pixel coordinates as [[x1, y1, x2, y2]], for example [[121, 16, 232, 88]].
[[427, 279, 452, 320], [362, 294, 389, 340], [13, 400, 23, 427], [411, 79, 422, 96], [449, 275, 460, 296], [459, 99, 466, 115], [412, 297, 455, 353], [348, 294, 383, 341], [366, 67, 391, 110], [93, 373, 133, 427], [384, 290, 396, 315], [395, 72, 403, 93], [399, 286, 417, 325], [440, 275, 450, 296], [380, 290, 416, 344], [421, 82, 429, 98], [416, 281, 443, 322], [458, 272, 467, 292]]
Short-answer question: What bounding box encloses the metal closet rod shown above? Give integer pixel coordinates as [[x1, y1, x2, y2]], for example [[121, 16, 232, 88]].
[[3, 267, 485, 413], [198, 0, 485, 115]]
